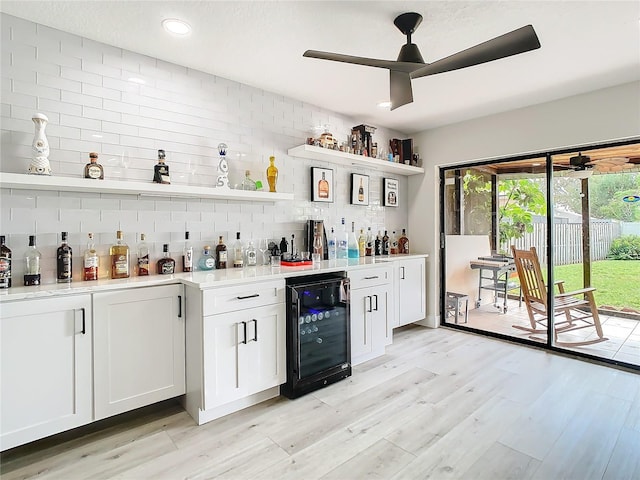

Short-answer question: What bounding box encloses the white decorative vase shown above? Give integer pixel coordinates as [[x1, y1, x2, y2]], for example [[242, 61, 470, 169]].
[[28, 113, 52, 175], [215, 143, 230, 189]]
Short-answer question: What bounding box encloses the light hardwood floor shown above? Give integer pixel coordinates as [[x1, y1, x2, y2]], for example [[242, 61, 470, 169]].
[[2, 325, 639, 480]]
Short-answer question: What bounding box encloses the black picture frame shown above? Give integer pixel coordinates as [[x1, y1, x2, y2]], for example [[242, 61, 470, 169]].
[[383, 177, 399, 207], [311, 167, 334, 202], [350, 173, 369, 206]]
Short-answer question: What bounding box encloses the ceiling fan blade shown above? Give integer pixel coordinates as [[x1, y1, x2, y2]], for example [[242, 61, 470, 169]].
[[390, 71, 413, 110], [410, 25, 541, 79], [303, 50, 421, 73]]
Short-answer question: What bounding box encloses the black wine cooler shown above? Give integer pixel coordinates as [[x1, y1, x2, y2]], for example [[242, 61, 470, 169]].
[[281, 273, 351, 399]]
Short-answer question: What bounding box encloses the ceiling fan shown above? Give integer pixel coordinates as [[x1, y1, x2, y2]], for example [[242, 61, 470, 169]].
[[562, 153, 634, 177], [303, 12, 541, 110]]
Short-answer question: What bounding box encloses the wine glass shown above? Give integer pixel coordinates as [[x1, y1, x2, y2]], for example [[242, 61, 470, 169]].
[[258, 238, 269, 265]]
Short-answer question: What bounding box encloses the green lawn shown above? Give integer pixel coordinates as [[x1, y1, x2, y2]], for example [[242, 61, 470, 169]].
[[553, 260, 640, 310]]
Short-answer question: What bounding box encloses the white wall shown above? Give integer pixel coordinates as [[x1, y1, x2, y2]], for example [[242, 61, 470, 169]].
[[0, 14, 409, 283], [409, 81, 640, 326]]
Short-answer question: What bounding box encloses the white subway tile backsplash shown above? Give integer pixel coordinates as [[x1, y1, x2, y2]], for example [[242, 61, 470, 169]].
[[1, 12, 409, 285]]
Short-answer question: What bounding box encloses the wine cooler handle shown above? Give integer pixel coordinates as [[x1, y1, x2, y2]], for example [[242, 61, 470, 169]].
[[373, 294, 378, 311], [178, 295, 182, 318], [81, 308, 86, 335], [252, 319, 258, 342], [241, 321, 248, 344], [237, 293, 260, 300], [366, 295, 372, 313], [400, 266, 405, 280]]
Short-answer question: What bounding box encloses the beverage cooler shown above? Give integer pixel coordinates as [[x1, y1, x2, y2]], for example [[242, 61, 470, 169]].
[[281, 273, 351, 399]]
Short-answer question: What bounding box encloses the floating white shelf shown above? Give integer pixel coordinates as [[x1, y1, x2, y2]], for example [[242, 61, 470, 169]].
[[288, 144, 424, 176], [0, 172, 294, 202]]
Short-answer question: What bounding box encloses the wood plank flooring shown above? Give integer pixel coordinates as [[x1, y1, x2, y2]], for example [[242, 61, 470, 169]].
[[2, 325, 639, 480]]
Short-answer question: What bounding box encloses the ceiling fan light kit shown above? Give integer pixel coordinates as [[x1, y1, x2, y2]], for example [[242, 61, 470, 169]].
[[303, 12, 541, 110]]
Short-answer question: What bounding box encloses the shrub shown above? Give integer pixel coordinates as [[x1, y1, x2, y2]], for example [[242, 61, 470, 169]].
[[608, 235, 640, 260]]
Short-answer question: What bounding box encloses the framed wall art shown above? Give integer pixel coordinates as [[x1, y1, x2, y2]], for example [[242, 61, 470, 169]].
[[383, 177, 399, 207], [350, 173, 369, 206], [311, 167, 334, 202]]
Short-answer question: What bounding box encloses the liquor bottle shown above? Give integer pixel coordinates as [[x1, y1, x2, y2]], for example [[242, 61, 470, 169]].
[[382, 230, 390, 256], [290, 234, 297, 259], [241, 170, 256, 191], [337, 218, 348, 259], [358, 228, 366, 257], [110, 230, 130, 279], [348, 222, 360, 258], [24, 235, 41, 286], [358, 178, 364, 202], [215, 235, 228, 269], [182, 231, 193, 272], [56, 231, 73, 283], [245, 239, 257, 266], [233, 232, 244, 268], [137, 233, 150, 276], [279, 237, 288, 256], [157, 244, 175, 274], [318, 172, 330, 199], [83, 232, 99, 281], [328, 227, 337, 260], [266, 156, 278, 193], [198, 246, 215, 271], [84, 152, 104, 179], [398, 228, 410, 254], [365, 227, 373, 257], [390, 230, 398, 255], [153, 149, 170, 184], [0, 235, 12, 288], [375, 231, 383, 256]]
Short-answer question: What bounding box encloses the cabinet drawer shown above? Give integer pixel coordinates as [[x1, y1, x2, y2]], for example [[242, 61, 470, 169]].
[[349, 266, 392, 289], [203, 279, 285, 315]]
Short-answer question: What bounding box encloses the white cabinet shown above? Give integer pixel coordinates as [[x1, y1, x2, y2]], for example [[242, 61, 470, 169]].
[[93, 284, 185, 420], [394, 257, 426, 327], [349, 266, 394, 365], [0, 295, 92, 451], [203, 303, 285, 410], [185, 279, 286, 425]]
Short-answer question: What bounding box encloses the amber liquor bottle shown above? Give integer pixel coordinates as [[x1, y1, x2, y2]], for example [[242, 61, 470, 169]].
[[110, 230, 130, 279], [56, 231, 73, 283], [0, 235, 12, 288], [153, 149, 170, 184], [157, 244, 176, 275], [83, 233, 99, 281], [84, 152, 104, 179], [215, 235, 228, 269], [398, 229, 410, 254]]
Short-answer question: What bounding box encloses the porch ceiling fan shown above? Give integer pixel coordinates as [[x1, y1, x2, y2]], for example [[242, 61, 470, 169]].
[[303, 12, 541, 110], [561, 153, 635, 176]]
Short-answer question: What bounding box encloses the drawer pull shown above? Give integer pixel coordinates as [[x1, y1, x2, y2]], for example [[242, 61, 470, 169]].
[[363, 276, 379, 280], [237, 293, 260, 300]]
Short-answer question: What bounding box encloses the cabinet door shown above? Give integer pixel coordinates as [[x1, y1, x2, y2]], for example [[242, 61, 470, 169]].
[[243, 303, 286, 396], [397, 259, 426, 326], [93, 284, 185, 420], [350, 288, 373, 362], [371, 283, 393, 347], [203, 303, 286, 409], [1, 295, 92, 451]]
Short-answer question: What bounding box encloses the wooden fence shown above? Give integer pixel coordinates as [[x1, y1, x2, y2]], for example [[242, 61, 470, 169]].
[[506, 222, 621, 265]]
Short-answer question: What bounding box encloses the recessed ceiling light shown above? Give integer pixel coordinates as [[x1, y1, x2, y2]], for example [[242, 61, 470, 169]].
[[531, 162, 541, 166], [377, 101, 392, 108], [162, 18, 191, 36]]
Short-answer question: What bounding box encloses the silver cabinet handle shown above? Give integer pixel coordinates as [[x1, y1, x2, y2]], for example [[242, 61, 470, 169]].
[[237, 293, 260, 300], [363, 276, 379, 280]]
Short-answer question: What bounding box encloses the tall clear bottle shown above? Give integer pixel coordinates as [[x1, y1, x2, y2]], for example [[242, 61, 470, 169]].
[[245, 239, 257, 267], [348, 222, 360, 258], [110, 230, 130, 279], [83, 233, 99, 281], [390, 230, 398, 255], [0, 235, 12, 288], [182, 231, 193, 272], [56, 231, 72, 283], [233, 232, 244, 268], [328, 227, 337, 260], [137, 233, 150, 276], [24, 235, 41, 286], [337, 218, 349, 259]]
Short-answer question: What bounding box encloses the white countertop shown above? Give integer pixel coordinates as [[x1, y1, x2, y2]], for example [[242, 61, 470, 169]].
[[0, 254, 429, 302]]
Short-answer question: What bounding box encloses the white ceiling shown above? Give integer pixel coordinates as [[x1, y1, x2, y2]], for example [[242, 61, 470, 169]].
[[1, 1, 639, 134]]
